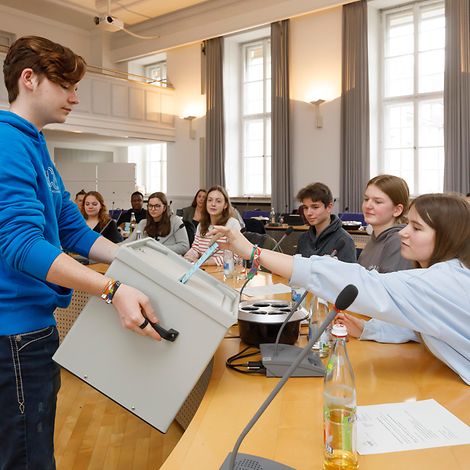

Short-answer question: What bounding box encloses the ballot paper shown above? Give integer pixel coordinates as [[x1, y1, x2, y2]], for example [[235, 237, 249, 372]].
[[357, 399, 470, 455], [242, 283, 292, 297]]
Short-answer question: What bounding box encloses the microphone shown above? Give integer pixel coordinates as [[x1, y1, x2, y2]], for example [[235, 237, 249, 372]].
[[221, 285, 359, 470], [272, 226, 294, 252], [329, 238, 345, 258], [158, 222, 185, 244]]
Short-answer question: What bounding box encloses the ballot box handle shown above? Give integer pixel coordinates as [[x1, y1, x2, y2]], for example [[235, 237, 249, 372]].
[[151, 322, 179, 342]]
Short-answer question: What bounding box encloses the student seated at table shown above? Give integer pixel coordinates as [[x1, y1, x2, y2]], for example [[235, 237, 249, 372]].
[[116, 191, 147, 226], [348, 175, 415, 342], [126, 191, 189, 255], [184, 185, 241, 266], [210, 193, 470, 385], [82, 191, 122, 243], [74, 189, 86, 211], [182, 189, 206, 228], [296, 182, 356, 262]]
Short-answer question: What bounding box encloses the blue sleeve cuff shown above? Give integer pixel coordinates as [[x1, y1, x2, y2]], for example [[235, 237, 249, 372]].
[[73, 228, 101, 257]]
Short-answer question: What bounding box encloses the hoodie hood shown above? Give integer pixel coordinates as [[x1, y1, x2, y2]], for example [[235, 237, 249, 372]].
[[0, 110, 43, 143]]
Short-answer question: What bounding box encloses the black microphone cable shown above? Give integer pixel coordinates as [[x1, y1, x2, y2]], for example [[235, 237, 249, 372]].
[[225, 346, 265, 375]]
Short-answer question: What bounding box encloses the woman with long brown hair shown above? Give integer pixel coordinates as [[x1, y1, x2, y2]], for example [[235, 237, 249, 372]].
[[184, 185, 241, 266], [81, 191, 122, 243], [211, 193, 470, 385], [126, 192, 189, 255], [182, 189, 207, 228]]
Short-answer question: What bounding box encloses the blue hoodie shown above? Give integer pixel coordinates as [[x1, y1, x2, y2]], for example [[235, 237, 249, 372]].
[[0, 111, 100, 335]]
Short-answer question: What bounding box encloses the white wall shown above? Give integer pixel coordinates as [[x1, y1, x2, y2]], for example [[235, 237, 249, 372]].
[[0, 5, 92, 60], [163, 5, 344, 205], [290, 6, 343, 204], [166, 43, 205, 199]]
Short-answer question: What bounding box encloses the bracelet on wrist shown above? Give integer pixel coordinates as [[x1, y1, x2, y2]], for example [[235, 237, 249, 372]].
[[101, 279, 122, 304], [247, 245, 262, 280]]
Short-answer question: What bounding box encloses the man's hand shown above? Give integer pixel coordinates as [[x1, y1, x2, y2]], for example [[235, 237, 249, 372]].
[[111, 284, 161, 341]]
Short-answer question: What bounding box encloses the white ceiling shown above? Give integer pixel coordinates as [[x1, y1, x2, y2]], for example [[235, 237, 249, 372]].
[[0, 0, 211, 29]]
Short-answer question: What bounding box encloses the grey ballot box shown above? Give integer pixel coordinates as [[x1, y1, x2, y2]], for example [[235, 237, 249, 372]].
[[53, 238, 239, 433]]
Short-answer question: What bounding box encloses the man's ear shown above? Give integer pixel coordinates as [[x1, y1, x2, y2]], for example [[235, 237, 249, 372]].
[[19, 68, 37, 91]]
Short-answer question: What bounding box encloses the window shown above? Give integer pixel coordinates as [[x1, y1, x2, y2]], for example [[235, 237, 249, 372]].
[[380, 1, 444, 195], [241, 38, 271, 196], [128, 143, 167, 194], [144, 61, 168, 87]]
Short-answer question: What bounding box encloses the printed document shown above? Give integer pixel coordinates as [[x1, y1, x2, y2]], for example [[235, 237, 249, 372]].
[[357, 399, 470, 454]]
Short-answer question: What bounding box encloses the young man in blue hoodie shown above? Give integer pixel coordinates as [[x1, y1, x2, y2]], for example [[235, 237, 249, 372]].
[[0, 36, 162, 469]]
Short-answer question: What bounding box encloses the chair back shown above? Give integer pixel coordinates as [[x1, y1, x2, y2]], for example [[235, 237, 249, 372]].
[[243, 218, 266, 234], [183, 220, 196, 246], [242, 232, 279, 272]]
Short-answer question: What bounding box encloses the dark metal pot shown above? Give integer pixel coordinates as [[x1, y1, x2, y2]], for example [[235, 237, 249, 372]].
[[238, 299, 308, 347]]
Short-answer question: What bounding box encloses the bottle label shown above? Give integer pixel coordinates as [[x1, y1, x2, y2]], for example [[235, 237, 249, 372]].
[[323, 405, 356, 455]]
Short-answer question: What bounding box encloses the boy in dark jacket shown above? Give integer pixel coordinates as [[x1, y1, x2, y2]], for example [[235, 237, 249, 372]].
[[296, 182, 356, 262]]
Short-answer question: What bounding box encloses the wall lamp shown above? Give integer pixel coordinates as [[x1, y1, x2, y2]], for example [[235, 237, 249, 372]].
[[309, 99, 325, 128], [183, 115, 196, 139]]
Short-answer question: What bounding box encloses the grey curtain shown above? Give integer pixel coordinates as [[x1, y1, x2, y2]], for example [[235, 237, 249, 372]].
[[271, 20, 291, 214], [340, 0, 370, 212], [204, 37, 225, 188], [444, 0, 470, 194]]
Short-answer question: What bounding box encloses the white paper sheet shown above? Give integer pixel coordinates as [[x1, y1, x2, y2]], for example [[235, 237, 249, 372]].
[[242, 283, 291, 297], [357, 399, 470, 455]]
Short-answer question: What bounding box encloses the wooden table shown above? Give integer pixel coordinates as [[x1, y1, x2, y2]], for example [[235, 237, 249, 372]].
[[161, 270, 470, 470]]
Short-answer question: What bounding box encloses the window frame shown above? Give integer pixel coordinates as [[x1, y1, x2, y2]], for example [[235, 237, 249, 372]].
[[379, 0, 445, 195], [239, 37, 271, 197], [144, 60, 168, 87], [128, 143, 167, 194]]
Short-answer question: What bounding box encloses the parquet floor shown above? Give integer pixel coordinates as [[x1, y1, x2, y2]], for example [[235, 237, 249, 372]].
[[54, 369, 183, 469]]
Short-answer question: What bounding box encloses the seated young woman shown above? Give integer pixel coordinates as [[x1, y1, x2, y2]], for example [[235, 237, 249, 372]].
[[210, 193, 470, 385], [182, 189, 206, 228], [184, 185, 241, 266], [126, 192, 189, 255], [82, 191, 122, 243], [347, 174, 416, 343]]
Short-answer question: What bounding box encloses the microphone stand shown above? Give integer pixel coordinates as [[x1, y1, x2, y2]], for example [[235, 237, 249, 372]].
[[261, 242, 347, 377], [271, 227, 293, 253], [220, 309, 338, 470]]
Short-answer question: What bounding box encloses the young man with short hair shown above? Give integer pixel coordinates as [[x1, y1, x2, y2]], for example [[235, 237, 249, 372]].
[[296, 182, 356, 262], [74, 188, 86, 210], [117, 191, 147, 225], [0, 36, 161, 469]]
